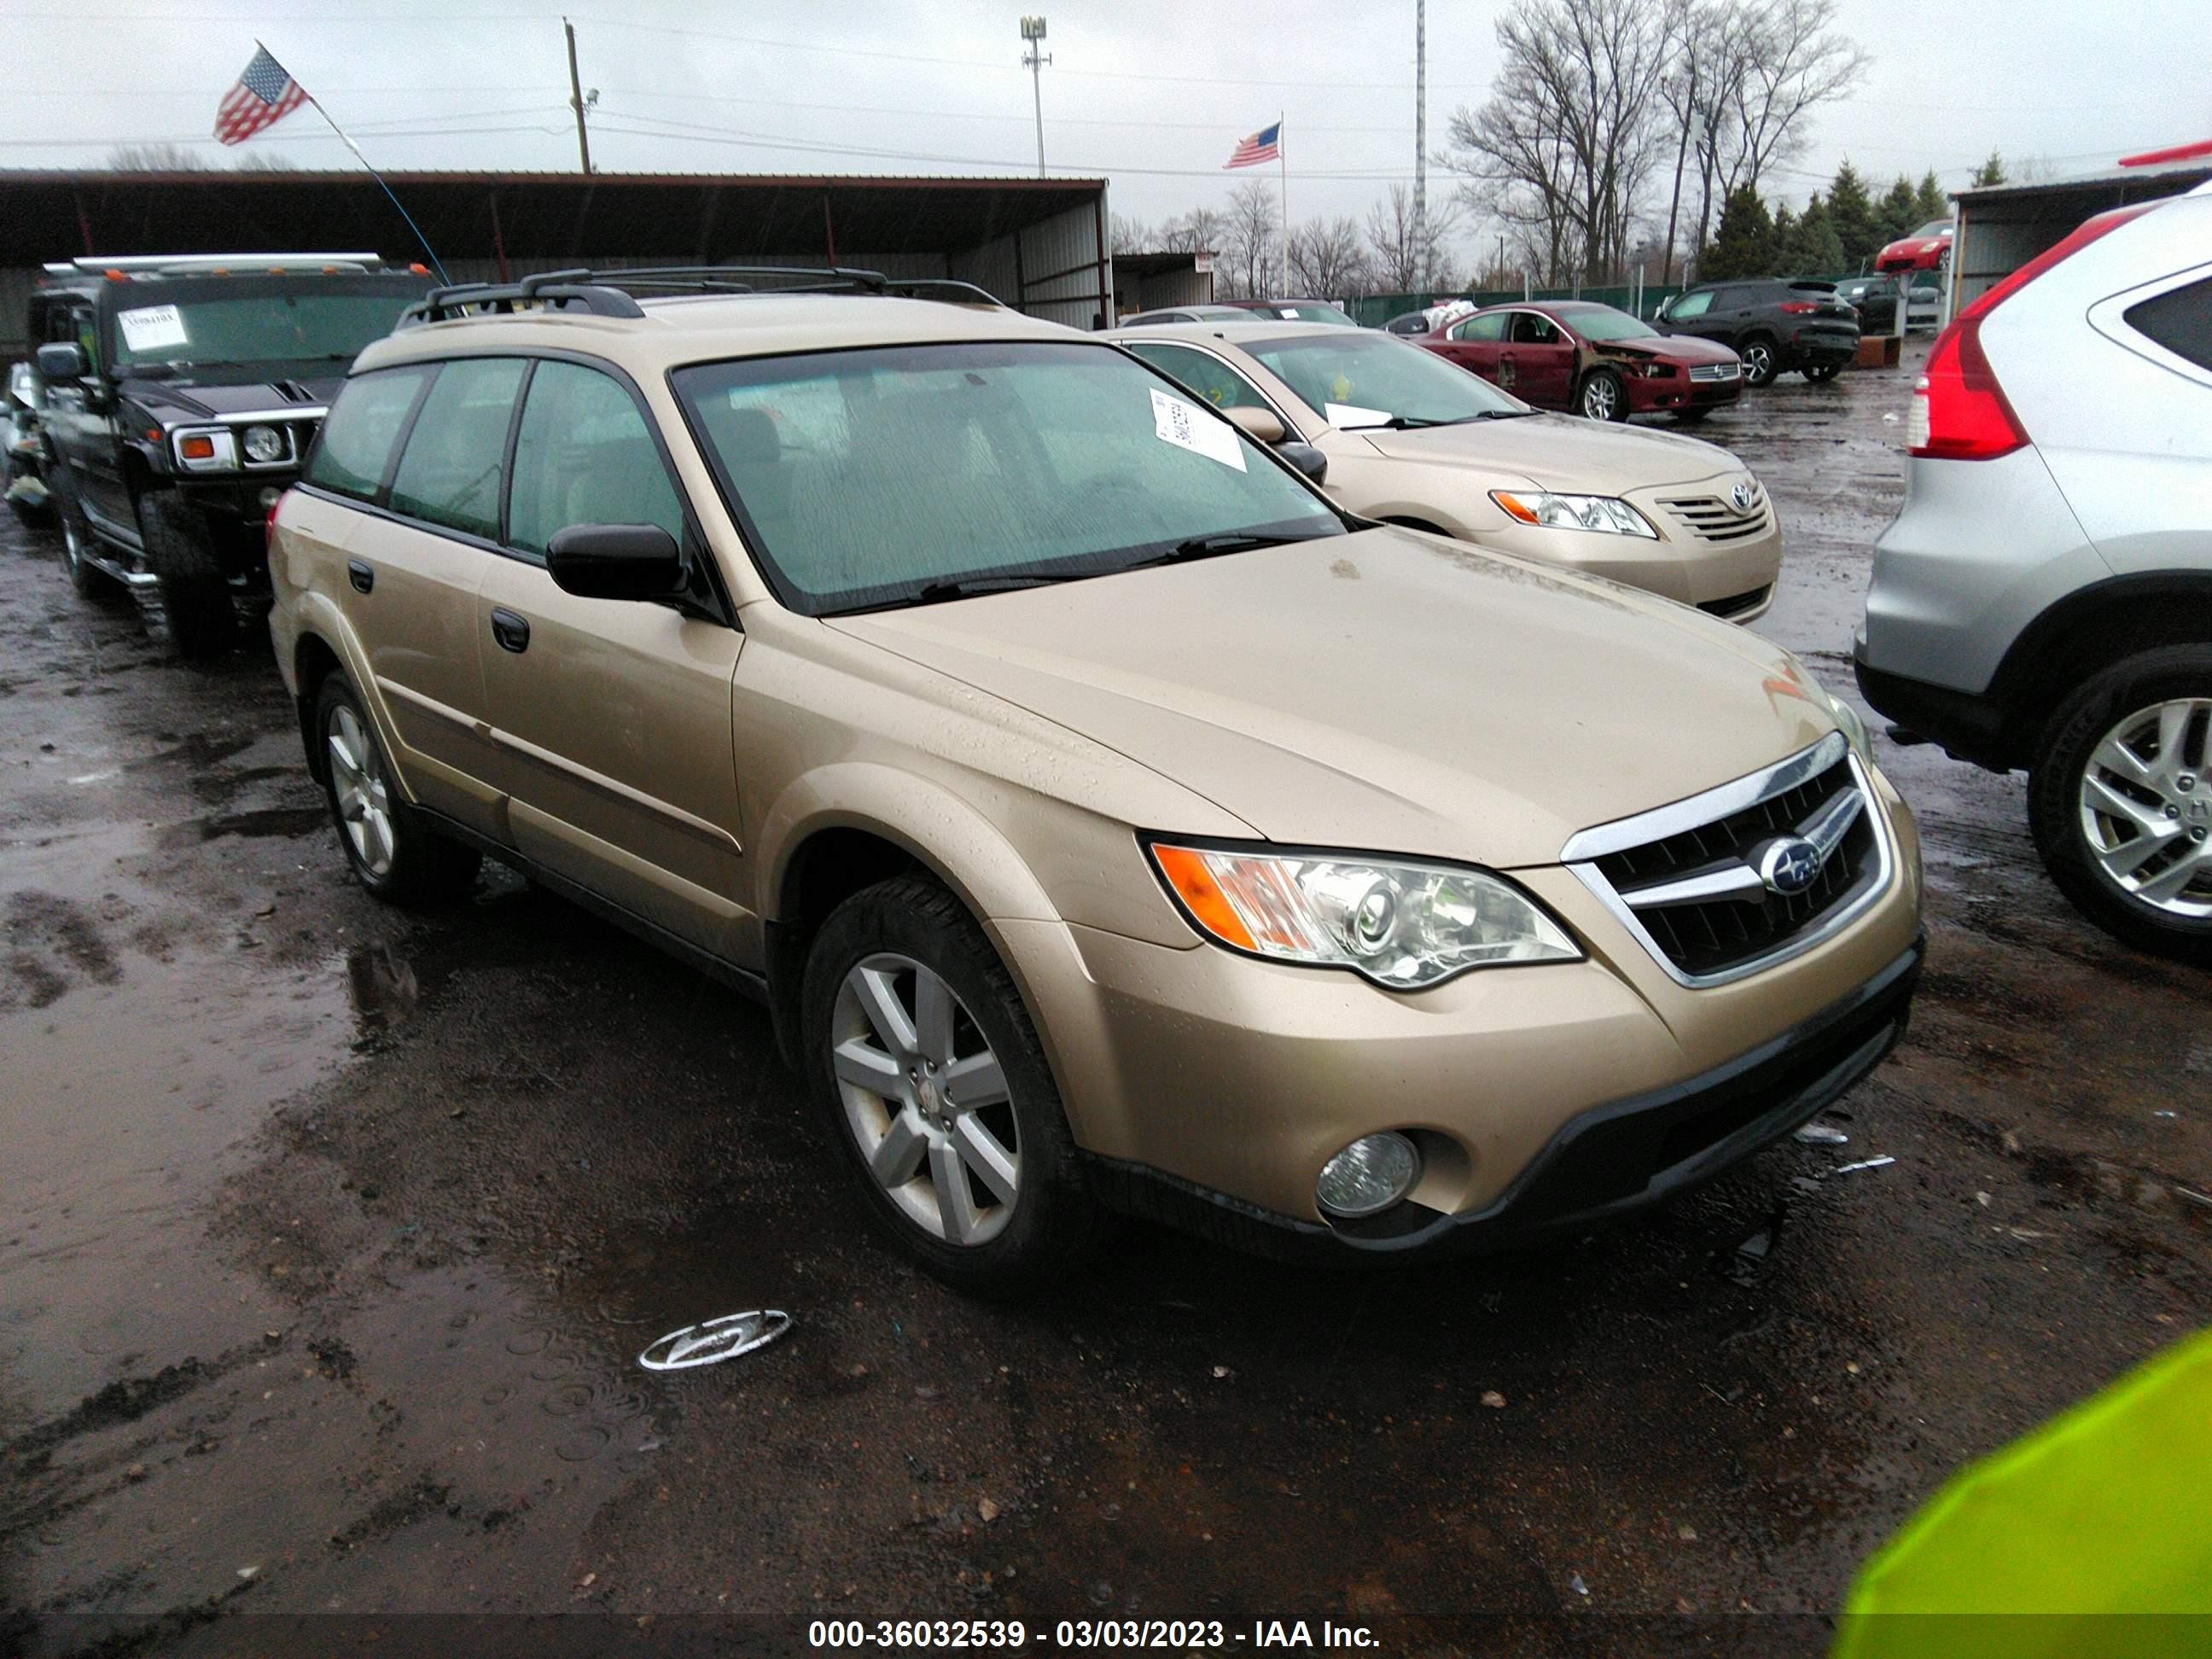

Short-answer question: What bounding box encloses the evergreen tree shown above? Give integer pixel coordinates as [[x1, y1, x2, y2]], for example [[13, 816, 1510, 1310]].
[[1827, 160, 1880, 270], [1913, 171, 1949, 224], [1878, 175, 1920, 245], [1796, 202, 1846, 274], [1703, 185, 1776, 281], [1972, 150, 2006, 188], [1770, 205, 1800, 271]]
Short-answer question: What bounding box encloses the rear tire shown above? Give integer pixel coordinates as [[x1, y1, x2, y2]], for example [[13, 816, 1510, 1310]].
[[2028, 647, 2212, 963], [1576, 369, 1627, 422], [135, 492, 236, 659], [314, 672, 481, 905], [801, 874, 1101, 1297], [1738, 336, 1778, 386]]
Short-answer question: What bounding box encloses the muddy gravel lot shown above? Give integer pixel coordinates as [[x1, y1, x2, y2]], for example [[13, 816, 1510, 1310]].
[[3, 343, 2206, 1657]]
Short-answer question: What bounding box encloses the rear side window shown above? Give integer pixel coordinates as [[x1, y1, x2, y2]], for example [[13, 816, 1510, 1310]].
[[387, 357, 526, 539], [2126, 276, 2212, 373], [1451, 313, 1506, 341], [306, 364, 433, 501], [506, 360, 686, 556], [1124, 342, 1271, 411]]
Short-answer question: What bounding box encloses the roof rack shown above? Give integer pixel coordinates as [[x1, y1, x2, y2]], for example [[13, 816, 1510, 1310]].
[[43, 253, 387, 279], [397, 264, 1005, 327]]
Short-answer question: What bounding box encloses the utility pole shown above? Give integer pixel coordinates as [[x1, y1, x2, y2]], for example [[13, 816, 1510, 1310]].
[[1020, 17, 1051, 177], [564, 16, 592, 175], [1414, 0, 1428, 287]]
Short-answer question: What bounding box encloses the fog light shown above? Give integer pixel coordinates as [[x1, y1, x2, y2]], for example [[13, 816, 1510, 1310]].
[[1316, 1132, 1421, 1219], [259, 486, 281, 509]]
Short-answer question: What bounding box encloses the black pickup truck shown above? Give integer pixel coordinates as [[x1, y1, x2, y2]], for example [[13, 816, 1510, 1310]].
[[30, 255, 431, 655]]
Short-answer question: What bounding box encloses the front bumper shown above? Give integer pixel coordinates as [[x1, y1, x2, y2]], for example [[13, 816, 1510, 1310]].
[[1085, 937, 1922, 1261], [992, 777, 1922, 1259], [1624, 375, 1742, 415]]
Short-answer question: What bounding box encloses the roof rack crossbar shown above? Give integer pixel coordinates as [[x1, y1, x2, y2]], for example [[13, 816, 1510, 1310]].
[[392, 264, 1004, 329], [401, 276, 647, 326], [588, 264, 891, 292]]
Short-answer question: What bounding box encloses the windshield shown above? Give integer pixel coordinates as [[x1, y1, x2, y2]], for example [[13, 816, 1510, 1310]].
[[107, 284, 424, 372], [1560, 306, 1656, 341], [1242, 331, 1525, 426], [673, 341, 1344, 615]]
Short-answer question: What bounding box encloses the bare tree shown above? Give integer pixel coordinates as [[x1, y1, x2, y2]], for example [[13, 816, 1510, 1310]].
[[1287, 216, 1371, 298], [1109, 213, 1155, 254], [1220, 179, 1279, 299], [108, 143, 209, 171], [1156, 207, 1229, 256], [233, 152, 299, 172], [1442, 0, 1682, 284], [1721, 0, 1869, 195], [1366, 183, 1464, 292]]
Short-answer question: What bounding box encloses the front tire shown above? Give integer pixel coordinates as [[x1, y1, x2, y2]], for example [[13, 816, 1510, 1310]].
[[314, 672, 481, 905], [50, 470, 120, 602], [1576, 369, 1627, 422], [135, 492, 236, 659], [801, 874, 1101, 1297], [1738, 336, 1778, 386], [2028, 647, 2212, 963]]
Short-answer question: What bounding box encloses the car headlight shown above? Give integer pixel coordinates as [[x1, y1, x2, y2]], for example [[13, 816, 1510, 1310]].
[[1489, 490, 1658, 538], [1796, 665, 1872, 760], [1147, 841, 1582, 989], [242, 423, 286, 464]]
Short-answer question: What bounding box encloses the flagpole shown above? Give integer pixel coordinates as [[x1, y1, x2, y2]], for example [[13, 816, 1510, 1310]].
[[1278, 111, 1289, 295], [265, 42, 451, 284]]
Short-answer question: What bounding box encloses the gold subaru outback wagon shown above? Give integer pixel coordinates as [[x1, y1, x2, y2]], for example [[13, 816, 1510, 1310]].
[[269, 269, 1924, 1295]]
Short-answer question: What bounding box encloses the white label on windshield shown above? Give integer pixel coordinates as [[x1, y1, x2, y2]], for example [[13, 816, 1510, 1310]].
[[117, 304, 189, 352], [1149, 387, 1246, 471], [1324, 401, 1392, 430]]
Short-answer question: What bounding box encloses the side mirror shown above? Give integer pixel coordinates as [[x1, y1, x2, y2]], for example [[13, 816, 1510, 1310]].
[[545, 523, 684, 602], [1277, 442, 1328, 486], [1222, 405, 1286, 445], [36, 341, 89, 381]]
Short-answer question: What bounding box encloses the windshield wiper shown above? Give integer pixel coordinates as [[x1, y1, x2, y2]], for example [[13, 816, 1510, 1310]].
[[910, 575, 1068, 604], [1125, 529, 1330, 568], [1470, 408, 1539, 419]]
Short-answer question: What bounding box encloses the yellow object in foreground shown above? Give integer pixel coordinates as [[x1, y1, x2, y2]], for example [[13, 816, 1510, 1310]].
[[1833, 1327, 2212, 1659]]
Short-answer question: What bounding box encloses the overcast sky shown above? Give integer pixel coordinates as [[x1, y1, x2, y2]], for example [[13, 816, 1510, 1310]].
[[8, 0, 2205, 251]]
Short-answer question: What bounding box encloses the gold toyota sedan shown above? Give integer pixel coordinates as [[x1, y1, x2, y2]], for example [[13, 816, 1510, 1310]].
[[1114, 319, 1783, 623], [269, 271, 1920, 1295]]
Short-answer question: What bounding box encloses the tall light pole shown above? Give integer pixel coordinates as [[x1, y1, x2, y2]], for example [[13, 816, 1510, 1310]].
[[563, 16, 594, 175], [1414, 0, 1427, 287], [1020, 16, 1051, 177]]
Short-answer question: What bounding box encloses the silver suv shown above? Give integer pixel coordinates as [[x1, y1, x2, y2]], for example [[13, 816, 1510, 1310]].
[[1856, 179, 2212, 959]]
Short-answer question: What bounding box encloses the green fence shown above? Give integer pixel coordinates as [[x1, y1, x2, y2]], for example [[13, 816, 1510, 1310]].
[[1350, 283, 1687, 328]]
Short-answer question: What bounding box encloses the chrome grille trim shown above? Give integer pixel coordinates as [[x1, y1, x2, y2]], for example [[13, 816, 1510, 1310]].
[[1656, 488, 1772, 543], [1686, 363, 1741, 382], [1561, 737, 1894, 989]]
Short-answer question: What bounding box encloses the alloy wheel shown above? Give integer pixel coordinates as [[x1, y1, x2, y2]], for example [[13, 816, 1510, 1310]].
[[1743, 343, 1774, 384], [327, 703, 396, 878], [2075, 697, 2212, 918], [1580, 376, 1619, 421], [830, 952, 1019, 1247]]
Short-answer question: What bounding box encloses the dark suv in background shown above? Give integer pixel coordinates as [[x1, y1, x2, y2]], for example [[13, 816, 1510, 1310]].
[[30, 254, 432, 655], [1655, 279, 1860, 386]]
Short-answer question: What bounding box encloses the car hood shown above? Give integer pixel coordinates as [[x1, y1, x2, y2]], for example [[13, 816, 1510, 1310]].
[[1348, 411, 1740, 493], [1598, 335, 1740, 368], [117, 375, 341, 420], [829, 526, 1839, 870]]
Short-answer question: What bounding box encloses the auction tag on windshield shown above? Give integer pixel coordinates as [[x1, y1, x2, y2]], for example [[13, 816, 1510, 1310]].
[[118, 305, 189, 352], [1149, 387, 1246, 472], [1324, 401, 1392, 430]]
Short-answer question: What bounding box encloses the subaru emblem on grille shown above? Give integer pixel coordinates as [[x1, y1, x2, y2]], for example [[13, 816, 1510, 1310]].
[[1730, 480, 1758, 514], [1756, 835, 1823, 896]]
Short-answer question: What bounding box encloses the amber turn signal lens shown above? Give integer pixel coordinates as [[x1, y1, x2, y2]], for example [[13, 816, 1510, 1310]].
[[179, 434, 216, 461], [1150, 844, 1257, 952]]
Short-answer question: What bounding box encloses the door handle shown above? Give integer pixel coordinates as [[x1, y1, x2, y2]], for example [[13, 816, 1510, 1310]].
[[490, 607, 531, 654], [346, 559, 374, 594]]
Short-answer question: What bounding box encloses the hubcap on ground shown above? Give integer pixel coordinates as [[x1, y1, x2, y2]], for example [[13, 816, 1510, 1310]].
[[831, 952, 1018, 1247], [1582, 378, 1617, 420], [326, 704, 396, 877], [2077, 696, 2212, 919]]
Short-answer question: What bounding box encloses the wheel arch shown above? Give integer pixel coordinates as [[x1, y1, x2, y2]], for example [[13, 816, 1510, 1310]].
[[1992, 572, 2212, 762]]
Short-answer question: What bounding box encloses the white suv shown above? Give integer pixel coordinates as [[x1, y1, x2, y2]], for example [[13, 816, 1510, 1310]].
[[1856, 179, 2212, 958]]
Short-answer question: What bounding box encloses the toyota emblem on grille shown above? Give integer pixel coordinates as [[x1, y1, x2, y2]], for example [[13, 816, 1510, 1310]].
[[1756, 835, 1823, 895], [1730, 480, 1758, 514]]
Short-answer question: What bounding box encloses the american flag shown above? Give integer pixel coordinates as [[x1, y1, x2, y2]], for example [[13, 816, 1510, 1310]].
[[1225, 122, 1281, 169], [214, 47, 308, 146]]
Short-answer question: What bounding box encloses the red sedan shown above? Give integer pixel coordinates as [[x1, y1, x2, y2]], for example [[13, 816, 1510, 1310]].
[[1875, 218, 1953, 272], [1417, 300, 1743, 423]]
